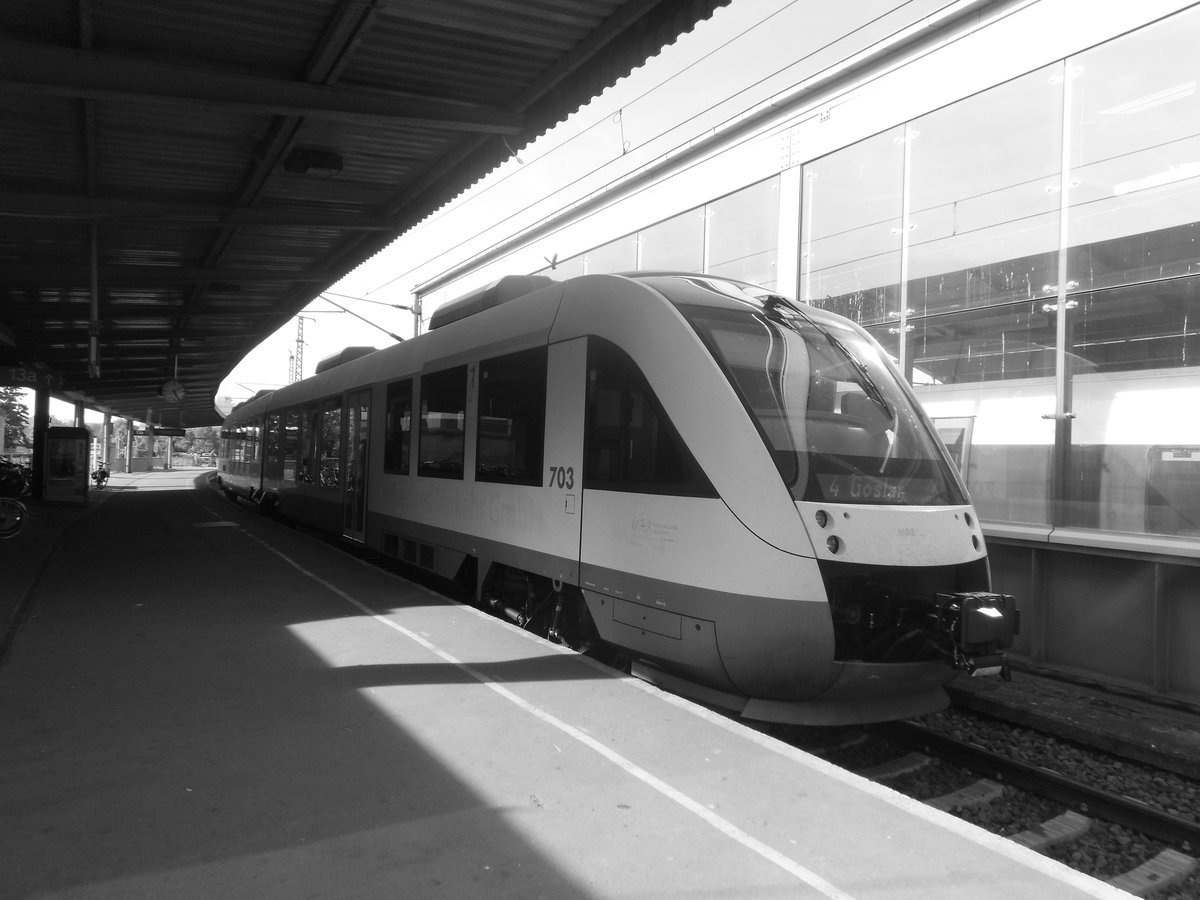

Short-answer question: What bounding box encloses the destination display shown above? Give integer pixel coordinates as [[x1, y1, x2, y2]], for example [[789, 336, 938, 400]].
[[808, 453, 956, 506], [814, 472, 939, 505]]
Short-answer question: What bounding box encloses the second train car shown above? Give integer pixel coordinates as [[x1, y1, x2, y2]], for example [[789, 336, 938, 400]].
[[218, 272, 1017, 724]]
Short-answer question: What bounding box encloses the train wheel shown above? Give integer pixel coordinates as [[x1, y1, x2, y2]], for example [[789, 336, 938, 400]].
[[481, 566, 624, 668], [0, 497, 26, 539]]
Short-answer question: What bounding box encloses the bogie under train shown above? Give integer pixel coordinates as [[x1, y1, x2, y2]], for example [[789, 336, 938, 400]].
[[219, 273, 1017, 724]]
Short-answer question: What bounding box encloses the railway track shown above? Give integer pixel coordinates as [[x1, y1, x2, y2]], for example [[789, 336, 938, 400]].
[[883, 720, 1200, 851], [792, 714, 1200, 897]]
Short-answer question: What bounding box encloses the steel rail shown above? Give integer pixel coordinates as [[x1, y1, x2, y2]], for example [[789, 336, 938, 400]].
[[883, 720, 1200, 850]]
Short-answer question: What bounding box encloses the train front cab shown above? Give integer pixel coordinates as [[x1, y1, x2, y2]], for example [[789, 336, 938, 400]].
[[555, 274, 1020, 724]]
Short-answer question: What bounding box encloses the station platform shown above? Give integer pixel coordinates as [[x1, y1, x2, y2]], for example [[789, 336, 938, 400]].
[[0, 469, 1135, 899]]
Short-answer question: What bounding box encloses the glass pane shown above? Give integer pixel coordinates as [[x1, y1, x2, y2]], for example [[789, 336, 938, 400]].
[[706, 176, 780, 287], [907, 298, 1059, 526], [1059, 9, 1200, 536], [1067, 7, 1200, 290], [1068, 279, 1200, 375], [319, 401, 341, 488], [584, 339, 713, 496], [639, 208, 704, 272], [917, 379, 1056, 526], [1068, 369, 1200, 534], [908, 299, 1059, 385], [264, 414, 283, 479], [344, 392, 370, 534], [585, 235, 638, 274], [384, 379, 412, 474], [283, 410, 298, 481], [476, 347, 547, 485], [419, 366, 466, 478], [802, 128, 904, 325], [1065, 280, 1200, 533], [300, 405, 318, 483], [584, 348, 623, 484], [907, 66, 1063, 317], [683, 301, 967, 506]]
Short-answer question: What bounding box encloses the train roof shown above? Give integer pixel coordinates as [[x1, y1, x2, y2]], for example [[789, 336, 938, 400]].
[[425, 271, 806, 333], [627, 272, 803, 312], [221, 272, 814, 426]]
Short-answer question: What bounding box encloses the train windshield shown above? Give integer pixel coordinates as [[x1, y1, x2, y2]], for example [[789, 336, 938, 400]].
[[677, 286, 966, 506]]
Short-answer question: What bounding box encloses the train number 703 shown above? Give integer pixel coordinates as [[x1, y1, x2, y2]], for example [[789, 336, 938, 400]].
[[548, 465, 575, 490]]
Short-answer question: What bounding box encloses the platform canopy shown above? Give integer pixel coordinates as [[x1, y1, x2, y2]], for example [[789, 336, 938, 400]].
[[0, 0, 728, 426]]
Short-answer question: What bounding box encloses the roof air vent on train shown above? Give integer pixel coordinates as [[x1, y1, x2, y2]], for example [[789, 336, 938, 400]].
[[429, 275, 556, 330], [314, 346, 378, 374]]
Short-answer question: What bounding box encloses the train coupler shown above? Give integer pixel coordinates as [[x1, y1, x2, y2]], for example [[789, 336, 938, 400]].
[[957, 652, 1009, 679]]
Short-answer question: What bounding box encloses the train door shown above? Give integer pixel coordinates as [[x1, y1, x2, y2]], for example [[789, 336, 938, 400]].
[[543, 339, 587, 585], [342, 388, 371, 542]]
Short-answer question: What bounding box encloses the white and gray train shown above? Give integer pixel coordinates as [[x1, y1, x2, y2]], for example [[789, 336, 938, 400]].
[[218, 273, 1017, 724]]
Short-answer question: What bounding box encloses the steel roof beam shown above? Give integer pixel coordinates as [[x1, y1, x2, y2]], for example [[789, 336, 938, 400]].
[[1, 264, 329, 285], [0, 194, 396, 229], [0, 38, 525, 134]]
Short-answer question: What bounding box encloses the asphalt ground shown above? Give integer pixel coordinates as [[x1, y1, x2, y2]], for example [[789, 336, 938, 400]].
[[0, 470, 1140, 899]]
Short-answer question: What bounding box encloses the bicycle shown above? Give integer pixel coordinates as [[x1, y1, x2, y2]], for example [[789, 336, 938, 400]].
[[0, 459, 30, 499], [0, 495, 26, 539]]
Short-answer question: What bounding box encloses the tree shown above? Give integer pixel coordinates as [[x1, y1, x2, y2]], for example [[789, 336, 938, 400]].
[[186, 426, 222, 459], [0, 387, 31, 452]]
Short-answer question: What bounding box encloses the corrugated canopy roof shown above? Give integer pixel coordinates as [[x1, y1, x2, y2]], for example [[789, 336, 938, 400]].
[[0, 0, 728, 426]]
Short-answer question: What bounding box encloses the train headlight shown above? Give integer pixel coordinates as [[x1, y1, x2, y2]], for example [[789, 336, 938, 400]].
[[826, 535, 842, 554], [815, 509, 829, 528]]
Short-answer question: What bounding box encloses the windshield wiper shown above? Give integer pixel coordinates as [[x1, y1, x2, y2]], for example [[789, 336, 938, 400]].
[[761, 297, 893, 421]]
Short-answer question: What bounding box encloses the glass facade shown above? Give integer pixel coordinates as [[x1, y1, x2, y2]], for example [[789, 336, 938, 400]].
[[801, 127, 904, 325], [800, 9, 1200, 537], [706, 177, 780, 287], [639, 209, 705, 272], [540, 176, 781, 288], [585, 234, 638, 273], [521, 7, 1200, 542]]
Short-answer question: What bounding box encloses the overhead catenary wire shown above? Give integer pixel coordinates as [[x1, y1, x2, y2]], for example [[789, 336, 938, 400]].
[[367, 0, 933, 297], [316, 294, 406, 343]]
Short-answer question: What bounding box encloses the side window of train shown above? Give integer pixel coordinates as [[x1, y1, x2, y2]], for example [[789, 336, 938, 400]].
[[584, 339, 715, 497], [476, 347, 547, 485], [384, 378, 413, 475], [419, 366, 467, 478], [319, 398, 342, 488], [298, 404, 318, 483], [283, 409, 300, 481], [264, 414, 284, 479]]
